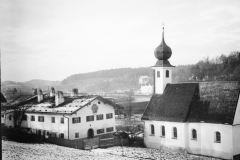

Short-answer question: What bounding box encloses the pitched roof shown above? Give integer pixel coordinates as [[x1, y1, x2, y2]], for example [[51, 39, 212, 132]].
[[187, 81, 240, 124], [1, 92, 7, 103], [142, 81, 240, 124], [142, 83, 199, 122]]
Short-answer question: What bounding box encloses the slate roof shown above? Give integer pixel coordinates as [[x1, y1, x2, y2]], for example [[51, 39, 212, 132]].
[[142, 81, 240, 124], [142, 83, 199, 122]]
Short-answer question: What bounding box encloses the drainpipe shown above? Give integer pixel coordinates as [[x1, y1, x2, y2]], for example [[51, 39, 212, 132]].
[[63, 115, 70, 140]]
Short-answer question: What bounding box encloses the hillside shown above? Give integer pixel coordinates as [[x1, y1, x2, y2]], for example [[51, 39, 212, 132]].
[[2, 51, 239, 96]]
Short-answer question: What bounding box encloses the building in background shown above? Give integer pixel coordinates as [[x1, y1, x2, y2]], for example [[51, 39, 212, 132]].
[[138, 76, 153, 95], [2, 88, 116, 140], [142, 27, 240, 160]]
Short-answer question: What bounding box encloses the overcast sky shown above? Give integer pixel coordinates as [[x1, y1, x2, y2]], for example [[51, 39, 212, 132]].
[[1, 0, 240, 82]]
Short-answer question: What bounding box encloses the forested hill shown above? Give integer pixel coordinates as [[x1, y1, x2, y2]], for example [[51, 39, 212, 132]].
[[2, 51, 240, 94]]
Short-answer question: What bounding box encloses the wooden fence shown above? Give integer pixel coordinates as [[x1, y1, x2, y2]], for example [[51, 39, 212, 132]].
[[44, 135, 129, 150]]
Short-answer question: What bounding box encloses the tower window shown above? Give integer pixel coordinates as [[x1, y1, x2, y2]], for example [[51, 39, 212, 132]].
[[173, 127, 177, 139], [215, 131, 221, 143], [150, 124, 155, 135], [166, 70, 169, 78], [157, 71, 160, 77], [192, 129, 197, 140]]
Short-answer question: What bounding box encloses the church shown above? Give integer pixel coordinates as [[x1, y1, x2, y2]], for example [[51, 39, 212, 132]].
[[142, 28, 240, 160]]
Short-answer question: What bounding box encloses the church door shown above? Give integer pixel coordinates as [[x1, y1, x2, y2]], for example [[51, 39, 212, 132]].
[[87, 128, 94, 138]]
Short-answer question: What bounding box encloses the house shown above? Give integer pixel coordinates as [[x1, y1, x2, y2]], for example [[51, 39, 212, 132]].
[[2, 88, 116, 140], [142, 27, 240, 160]]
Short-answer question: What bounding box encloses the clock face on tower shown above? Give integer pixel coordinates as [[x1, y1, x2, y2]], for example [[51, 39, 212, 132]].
[[91, 104, 98, 113]]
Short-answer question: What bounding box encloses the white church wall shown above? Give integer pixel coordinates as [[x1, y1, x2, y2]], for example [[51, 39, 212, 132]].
[[69, 99, 115, 140], [233, 95, 240, 125], [233, 125, 240, 157], [191, 123, 233, 159], [144, 121, 234, 159], [144, 121, 187, 150]]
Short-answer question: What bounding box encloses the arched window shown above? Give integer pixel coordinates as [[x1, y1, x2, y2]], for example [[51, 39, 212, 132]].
[[215, 131, 221, 143], [157, 71, 160, 78], [173, 127, 177, 139], [192, 129, 197, 140], [150, 124, 155, 135], [161, 125, 165, 137], [166, 70, 169, 78]]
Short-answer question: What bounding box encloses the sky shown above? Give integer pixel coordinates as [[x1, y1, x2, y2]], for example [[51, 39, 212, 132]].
[[0, 0, 240, 82]]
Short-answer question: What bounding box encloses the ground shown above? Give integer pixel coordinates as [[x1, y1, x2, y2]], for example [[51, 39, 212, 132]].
[[2, 140, 220, 160]]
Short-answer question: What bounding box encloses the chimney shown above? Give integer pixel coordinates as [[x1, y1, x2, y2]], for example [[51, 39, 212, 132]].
[[37, 89, 43, 103], [55, 91, 64, 106], [50, 87, 55, 97], [71, 88, 78, 97], [32, 88, 37, 95]]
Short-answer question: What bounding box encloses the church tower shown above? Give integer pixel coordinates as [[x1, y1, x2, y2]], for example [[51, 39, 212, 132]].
[[152, 27, 174, 94]]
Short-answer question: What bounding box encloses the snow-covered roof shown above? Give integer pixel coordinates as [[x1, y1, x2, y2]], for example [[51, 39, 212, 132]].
[[26, 96, 97, 114]]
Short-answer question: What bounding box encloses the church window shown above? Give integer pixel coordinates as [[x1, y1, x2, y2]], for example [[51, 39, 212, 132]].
[[173, 127, 177, 139], [192, 129, 197, 140], [215, 131, 221, 143], [161, 125, 165, 137], [150, 124, 155, 135], [157, 71, 160, 78], [166, 70, 169, 78]]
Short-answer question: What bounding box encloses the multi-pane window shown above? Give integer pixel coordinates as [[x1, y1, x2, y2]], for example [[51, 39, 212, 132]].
[[150, 124, 155, 135], [157, 71, 160, 77], [97, 129, 104, 134], [215, 131, 221, 143], [51, 117, 55, 123], [192, 129, 197, 140], [22, 115, 27, 121], [166, 70, 169, 78], [106, 127, 114, 132], [86, 115, 94, 122], [31, 115, 35, 121], [96, 114, 103, 120], [38, 116, 44, 122], [75, 132, 79, 138], [173, 127, 177, 139], [60, 117, 64, 124], [106, 113, 113, 119], [161, 125, 165, 137], [72, 117, 81, 124]]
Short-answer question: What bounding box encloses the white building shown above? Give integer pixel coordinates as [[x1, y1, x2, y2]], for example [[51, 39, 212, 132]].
[[2, 88, 116, 140], [142, 27, 240, 160], [138, 76, 153, 95]]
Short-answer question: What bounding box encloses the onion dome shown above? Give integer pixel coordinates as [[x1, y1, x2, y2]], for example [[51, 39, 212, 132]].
[[154, 27, 172, 60]]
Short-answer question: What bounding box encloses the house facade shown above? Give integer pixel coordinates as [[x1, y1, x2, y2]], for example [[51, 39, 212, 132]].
[[142, 27, 240, 159], [2, 89, 116, 140]]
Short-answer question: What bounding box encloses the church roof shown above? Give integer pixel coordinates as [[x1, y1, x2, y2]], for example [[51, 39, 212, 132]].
[[142, 83, 199, 122], [142, 81, 240, 124], [153, 60, 174, 67]]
